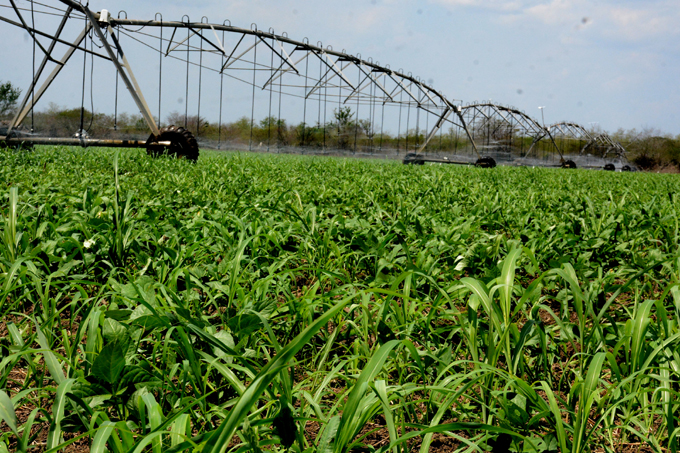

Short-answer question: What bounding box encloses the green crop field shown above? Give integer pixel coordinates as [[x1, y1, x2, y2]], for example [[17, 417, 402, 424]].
[[0, 146, 679, 453]]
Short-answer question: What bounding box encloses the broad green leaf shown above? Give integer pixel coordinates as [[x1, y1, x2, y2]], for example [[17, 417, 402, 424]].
[[92, 341, 127, 384], [317, 416, 341, 453]]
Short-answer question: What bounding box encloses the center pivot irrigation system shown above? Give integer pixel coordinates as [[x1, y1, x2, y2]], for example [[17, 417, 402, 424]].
[[0, 0, 632, 170]]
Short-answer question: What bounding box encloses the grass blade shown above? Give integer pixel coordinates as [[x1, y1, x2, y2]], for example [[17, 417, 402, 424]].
[[0, 390, 18, 437], [46, 379, 75, 450], [35, 319, 65, 385], [201, 295, 354, 453], [91, 421, 117, 453], [335, 340, 400, 452]]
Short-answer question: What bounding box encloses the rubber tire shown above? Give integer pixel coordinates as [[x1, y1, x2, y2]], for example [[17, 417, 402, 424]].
[[403, 153, 424, 165], [603, 163, 615, 171], [621, 165, 632, 172], [147, 125, 199, 162], [475, 157, 496, 168], [561, 160, 577, 169]]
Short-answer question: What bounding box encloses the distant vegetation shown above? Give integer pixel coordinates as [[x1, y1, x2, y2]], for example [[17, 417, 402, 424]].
[[612, 127, 680, 172], [1, 76, 679, 170], [0, 80, 21, 117]]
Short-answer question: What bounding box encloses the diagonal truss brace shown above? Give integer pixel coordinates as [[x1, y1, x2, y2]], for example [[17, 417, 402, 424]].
[[6, 6, 75, 135], [45, 0, 159, 136], [220, 34, 299, 75], [105, 23, 160, 136], [415, 106, 452, 153], [221, 34, 256, 72], [165, 27, 196, 56], [189, 26, 227, 57], [344, 63, 393, 104], [524, 128, 563, 160], [263, 50, 311, 89], [388, 74, 420, 105], [311, 51, 355, 92], [454, 104, 480, 158], [257, 36, 299, 75], [415, 81, 437, 107], [7, 0, 61, 64], [305, 53, 354, 99], [0, 14, 111, 61], [414, 102, 480, 158]]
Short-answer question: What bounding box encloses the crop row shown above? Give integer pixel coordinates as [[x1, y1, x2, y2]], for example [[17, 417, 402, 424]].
[[0, 146, 679, 452]]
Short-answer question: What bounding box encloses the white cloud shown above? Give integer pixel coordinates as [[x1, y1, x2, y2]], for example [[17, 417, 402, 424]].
[[525, 1, 680, 41], [431, 0, 680, 42], [429, 0, 527, 12], [524, 0, 582, 25], [605, 5, 679, 40]]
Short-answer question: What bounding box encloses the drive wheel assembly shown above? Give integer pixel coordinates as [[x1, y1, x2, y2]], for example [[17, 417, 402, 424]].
[[403, 153, 425, 165], [561, 160, 577, 169], [603, 163, 615, 171], [146, 125, 199, 162], [475, 156, 496, 168]]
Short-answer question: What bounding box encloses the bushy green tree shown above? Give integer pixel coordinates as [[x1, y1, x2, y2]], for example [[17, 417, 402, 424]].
[[0, 80, 21, 117], [330, 106, 355, 149]]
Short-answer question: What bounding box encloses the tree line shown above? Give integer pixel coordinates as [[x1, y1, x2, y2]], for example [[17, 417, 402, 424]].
[[1, 80, 678, 170]]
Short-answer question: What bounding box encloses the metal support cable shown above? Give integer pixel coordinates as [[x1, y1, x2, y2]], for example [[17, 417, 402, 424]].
[[249, 33, 257, 151], [184, 22, 190, 129], [217, 28, 225, 149], [79, 20, 87, 135], [317, 55, 321, 138], [114, 22, 120, 130], [405, 87, 411, 151], [157, 13, 162, 128], [397, 88, 403, 152], [337, 70, 341, 142], [118, 28, 256, 89], [267, 36, 274, 151], [415, 99, 420, 151], [424, 107, 428, 152], [370, 79, 377, 152], [197, 26, 204, 136], [379, 74, 385, 151], [7, 0, 59, 60], [30, 0, 35, 132], [22, 0, 78, 16], [86, 34, 94, 133], [354, 67, 360, 153], [439, 112, 443, 151], [277, 49, 283, 151], [302, 48, 308, 146], [323, 61, 327, 149], [0, 2, 81, 18]]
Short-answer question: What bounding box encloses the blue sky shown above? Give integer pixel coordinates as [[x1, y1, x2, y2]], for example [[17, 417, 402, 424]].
[[1, 0, 678, 135]]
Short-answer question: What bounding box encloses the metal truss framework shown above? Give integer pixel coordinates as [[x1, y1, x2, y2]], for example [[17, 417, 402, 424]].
[[458, 103, 561, 159], [547, 122, 626, 160], [0, 0, 628, 168]]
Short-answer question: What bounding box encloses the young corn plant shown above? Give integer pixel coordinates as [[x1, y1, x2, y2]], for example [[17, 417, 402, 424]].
[[1, 187, 19, 265], [1, 146, 680, 452]]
